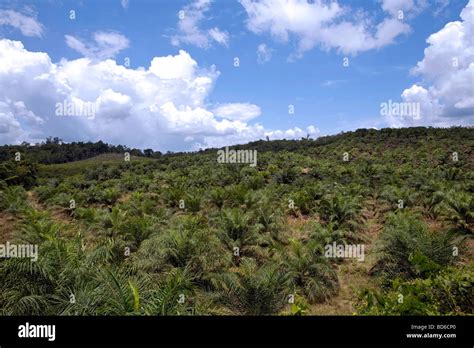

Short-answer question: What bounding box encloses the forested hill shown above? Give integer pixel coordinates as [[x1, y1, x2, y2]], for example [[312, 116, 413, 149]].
[[222, 126, 474, 153], [1, 127, 471, 166], [0, 137, 160, 164]]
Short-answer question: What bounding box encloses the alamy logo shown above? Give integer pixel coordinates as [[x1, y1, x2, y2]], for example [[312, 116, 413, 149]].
[[55, 100, 96, 119], [217, 146, 257, 167], [324, 242, 365, 262], [380, 99, 420, 119], [18, 322, 56, 341], [0, 242, 38, 262]]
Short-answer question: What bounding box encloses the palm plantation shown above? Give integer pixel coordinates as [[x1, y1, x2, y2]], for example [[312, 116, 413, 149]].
[[0, 127, 473, 315]]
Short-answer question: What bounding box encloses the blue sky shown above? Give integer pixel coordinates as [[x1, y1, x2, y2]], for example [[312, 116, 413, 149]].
[[0, 0, 472, 151]]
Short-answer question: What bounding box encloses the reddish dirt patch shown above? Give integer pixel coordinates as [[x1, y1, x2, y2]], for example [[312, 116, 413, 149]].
[[424, 217, 447, 233], [0, 212, 17, 243], [286, 215, 312, 239], [51, 208, 73, 223], [118, 192, 133, 203], [462, 238, 474, 263]]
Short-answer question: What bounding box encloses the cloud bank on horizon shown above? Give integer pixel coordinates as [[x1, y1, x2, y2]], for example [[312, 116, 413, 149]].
[[0, 0, 472, 151]]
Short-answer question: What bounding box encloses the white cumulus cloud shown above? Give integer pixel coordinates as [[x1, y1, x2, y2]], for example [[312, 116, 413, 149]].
[[0, 39, 319, 151], [213, 103, 261, 122], [388, 0, 474, 127], [239, 0, 418, 57], [149, 50, 198, 79]]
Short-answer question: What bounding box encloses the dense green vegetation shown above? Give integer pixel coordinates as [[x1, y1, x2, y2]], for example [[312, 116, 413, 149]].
[[0, 136, 158, 165], [0, 127, 472, 315]]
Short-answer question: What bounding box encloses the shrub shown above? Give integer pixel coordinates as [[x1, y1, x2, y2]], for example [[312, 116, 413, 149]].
[[357, 267, 474, 315], [273, 166, 299, 184], [103, 188, 120, 205], [442, 190, 474, 234], [243, 172, 266, 190], [72, 207, 98, 223], [371, 211, 462, 280], [163, 185, 184, 208], [209, 187, 225, 209], [226, 184, 247, 206], [143, 267, 196, 315], [291, 190, 313, 215], [221, 208, 251, 241], [134, 216, 231, 277], [319, 192, 362, 231], [380, 185, 418, 211], [0, 159, 38, 189], [210, 258, 289, 315], [184, 192, 202, 213], [282, 239, 339, 303], [0, 185, 28, 213], [121, 216, 154, 248]]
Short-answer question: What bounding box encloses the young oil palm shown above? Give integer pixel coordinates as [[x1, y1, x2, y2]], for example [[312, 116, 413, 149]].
[[443, 190, 474, 234], [143, 267, 196, 315], [282, 238, 339, 303], [0, 185, 28, 213], [372, 211, 463, 280], [210, 258, 289, 315]]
